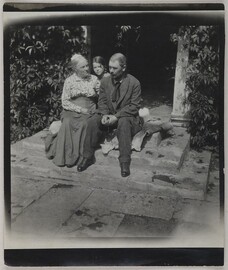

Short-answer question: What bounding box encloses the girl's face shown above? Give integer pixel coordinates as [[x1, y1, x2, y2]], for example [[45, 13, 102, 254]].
[[93, 62, 105, 76]]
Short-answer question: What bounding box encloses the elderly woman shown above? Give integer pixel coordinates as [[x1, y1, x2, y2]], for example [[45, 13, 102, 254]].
[[45, 54, 99, 167]]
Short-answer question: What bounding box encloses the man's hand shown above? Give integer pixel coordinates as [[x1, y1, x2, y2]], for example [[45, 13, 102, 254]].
[[108, 115, 118, 125], [101, 115, 110, 125], [101, 115, 118, 126]]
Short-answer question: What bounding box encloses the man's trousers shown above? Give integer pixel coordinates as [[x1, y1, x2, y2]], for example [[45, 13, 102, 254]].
[[83, 114, 142, 163]]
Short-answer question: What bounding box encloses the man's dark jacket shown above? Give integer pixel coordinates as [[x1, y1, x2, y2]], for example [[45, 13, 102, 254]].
[[97, 74, 142, 119]]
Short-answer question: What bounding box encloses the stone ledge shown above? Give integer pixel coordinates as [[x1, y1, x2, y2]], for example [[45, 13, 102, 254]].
[[11, 125, 205, 200], [16, 126, 190, 173], [11, 150, 209, 201]]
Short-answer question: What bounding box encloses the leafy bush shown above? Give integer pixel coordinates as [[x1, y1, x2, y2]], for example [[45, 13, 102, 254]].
[[10, 25, 88, 142], [115, 25, 141, 49], [171, 26, 220, 149]]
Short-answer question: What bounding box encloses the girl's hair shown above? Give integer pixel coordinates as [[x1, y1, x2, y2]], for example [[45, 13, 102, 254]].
[[92, 56, 107, 70]]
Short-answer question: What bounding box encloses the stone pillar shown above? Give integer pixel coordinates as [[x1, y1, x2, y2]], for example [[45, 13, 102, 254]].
[[171, 31, 191, 127], [82, 26, 92, 67]]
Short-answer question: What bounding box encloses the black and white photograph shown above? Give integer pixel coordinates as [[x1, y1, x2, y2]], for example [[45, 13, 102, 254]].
[[3, 2, 225, 267]]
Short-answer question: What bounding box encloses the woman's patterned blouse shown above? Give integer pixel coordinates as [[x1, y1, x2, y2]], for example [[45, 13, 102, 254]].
[[61, 73, 100, 113]]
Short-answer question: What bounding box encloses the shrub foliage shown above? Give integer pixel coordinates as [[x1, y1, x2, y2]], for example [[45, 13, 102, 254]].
[[115, 25, 141, 49], [10, 25, 222, 148], [10, 25, 88, 142], [171, 26, 221, 149]]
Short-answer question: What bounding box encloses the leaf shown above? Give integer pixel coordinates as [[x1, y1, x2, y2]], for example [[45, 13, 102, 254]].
[[208, 100, 213, 105]]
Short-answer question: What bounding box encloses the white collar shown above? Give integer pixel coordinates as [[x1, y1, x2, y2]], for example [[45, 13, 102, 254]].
[[73, 73, 92, 82]]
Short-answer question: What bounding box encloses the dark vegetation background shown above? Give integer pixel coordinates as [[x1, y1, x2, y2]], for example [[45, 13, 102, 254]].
[[10, 25, 89, 142], [9, 23, 222, 149]]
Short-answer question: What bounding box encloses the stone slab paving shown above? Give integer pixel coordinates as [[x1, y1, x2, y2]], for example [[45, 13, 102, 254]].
[[123, 193, 177, 220], [10, 164, 221, 241], [173, 199, 220, 226], [11, 177, 54, 220], [11, 186, 179, 238], [9, 105, 222, 242], [54, 188, 179, 238], [11, 184, 94, 236], [78, 189, 177, 220], [57, 207, 125, 238], [115, 215, 177, 237], [80, 189, 128, 213]]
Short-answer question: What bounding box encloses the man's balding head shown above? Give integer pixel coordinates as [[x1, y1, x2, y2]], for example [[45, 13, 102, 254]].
[[110, 53, 127, 68]]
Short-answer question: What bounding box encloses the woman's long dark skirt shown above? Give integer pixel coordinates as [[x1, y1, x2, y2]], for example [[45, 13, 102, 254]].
[[45, 110, 91, 167]]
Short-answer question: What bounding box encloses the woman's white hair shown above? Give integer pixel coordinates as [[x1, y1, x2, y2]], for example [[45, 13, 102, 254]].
[[71, 54, 86, 66]]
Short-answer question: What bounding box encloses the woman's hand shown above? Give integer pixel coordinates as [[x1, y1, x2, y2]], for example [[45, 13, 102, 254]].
[[81, 108, 89, 114]]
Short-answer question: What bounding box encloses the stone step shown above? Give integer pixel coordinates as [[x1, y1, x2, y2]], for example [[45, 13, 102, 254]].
[[11, 148, 211, 200], [180, 150, 211, 198], [11, 126, 204, 200], [11, 163, 206, 200], [94, 127, 190, 172], [13, 127, 190, 173]]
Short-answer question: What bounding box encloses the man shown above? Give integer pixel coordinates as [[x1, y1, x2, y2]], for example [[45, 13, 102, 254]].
[[77, 53, 142, 177]]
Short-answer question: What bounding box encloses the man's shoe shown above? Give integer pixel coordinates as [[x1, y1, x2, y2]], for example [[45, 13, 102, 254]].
[[77, 158, 94, 172], [120, 162, 130, 177]]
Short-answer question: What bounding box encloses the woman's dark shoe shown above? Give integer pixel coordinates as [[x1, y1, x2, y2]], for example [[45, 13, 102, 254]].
[[66, 164, 75, 168], [77, 158, 94, 172], [120, 162, 130, 177]]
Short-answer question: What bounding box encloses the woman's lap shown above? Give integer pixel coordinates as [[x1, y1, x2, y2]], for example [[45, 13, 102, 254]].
[[45, 110, 90, 167]]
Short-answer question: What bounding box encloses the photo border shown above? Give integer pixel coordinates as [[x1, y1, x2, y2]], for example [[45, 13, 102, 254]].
[[3, 2, 225, 267]]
